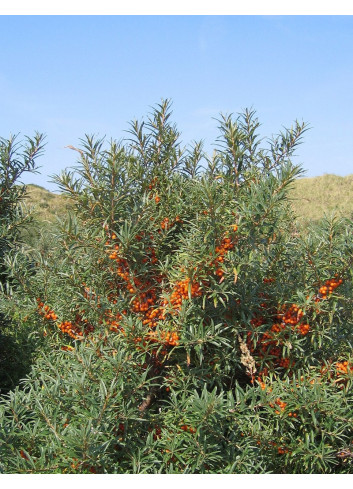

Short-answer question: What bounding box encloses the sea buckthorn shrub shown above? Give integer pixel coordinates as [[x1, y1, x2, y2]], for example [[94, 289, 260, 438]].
[[1, 101, 353, 473], [0, 133, 45, 394], [0, 133, 44, 284]]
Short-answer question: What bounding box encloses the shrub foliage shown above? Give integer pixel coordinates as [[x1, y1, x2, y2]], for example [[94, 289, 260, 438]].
[[0, 101, 352, 474], [0, 133, 45, 394]]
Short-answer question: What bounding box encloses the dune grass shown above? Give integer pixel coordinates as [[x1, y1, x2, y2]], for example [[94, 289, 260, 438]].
[[289, 173, 353, 223], [24, 184, 72, 223]]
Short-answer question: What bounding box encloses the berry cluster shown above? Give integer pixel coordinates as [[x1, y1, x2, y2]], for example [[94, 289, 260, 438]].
[[269, 398, 287, 415], [57, 317, 95, 340], [211, 235, 235, 279], [180, 424, 196, 434], [336, 360, 353, 376], [37, 299, 58, 321], [37, 298, 95, 340], [146, 329, 180, 347], [102, 232, 206, 350], [57, 320, 82, 339], [249, 276, 344, 385], [159, 215, 182, 231], [108, 244, 136, 294], [167, 278, 202, 310], [263, 277, 275, 284], [148, 177, 158, 190], [279, 304, 310, 336], [317, 276, 343, 300]]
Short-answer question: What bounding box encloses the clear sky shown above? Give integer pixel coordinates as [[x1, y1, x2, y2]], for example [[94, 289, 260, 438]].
[[1, 15, 352, 191]]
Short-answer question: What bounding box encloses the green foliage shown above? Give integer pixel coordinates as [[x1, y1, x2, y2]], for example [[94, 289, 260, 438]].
[[1, 101, 352, 473], [0, 132, 45, 394], [0, 134, 44, 281]]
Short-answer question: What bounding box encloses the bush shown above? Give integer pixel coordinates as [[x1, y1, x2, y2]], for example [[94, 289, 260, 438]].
[[0, 132, 45, 394], [1, 101, 352, 473]]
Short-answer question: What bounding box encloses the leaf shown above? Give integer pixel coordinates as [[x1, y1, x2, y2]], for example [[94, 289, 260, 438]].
[[233, 267, 238, 284]]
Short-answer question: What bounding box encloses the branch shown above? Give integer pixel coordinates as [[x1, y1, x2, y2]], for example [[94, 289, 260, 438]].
[[138, 387, 157, 413]]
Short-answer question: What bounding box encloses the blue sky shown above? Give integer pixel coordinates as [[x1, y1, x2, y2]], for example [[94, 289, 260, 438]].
[[1, 15, 352, 191]]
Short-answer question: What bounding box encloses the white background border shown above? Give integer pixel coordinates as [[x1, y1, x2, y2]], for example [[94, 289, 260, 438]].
[[1, 1, 353, 15]]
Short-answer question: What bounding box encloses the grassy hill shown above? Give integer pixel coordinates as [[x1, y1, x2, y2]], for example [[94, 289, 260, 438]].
[[289, 173, 353, 223], [23, 174, 353, 226], [24, 184, 72, 223]]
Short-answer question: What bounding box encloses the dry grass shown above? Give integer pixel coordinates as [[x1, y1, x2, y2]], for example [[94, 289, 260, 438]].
[[24, 184, 72, 224], [289, 174, 353, 223]]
